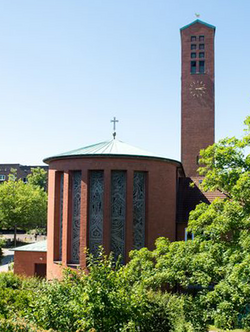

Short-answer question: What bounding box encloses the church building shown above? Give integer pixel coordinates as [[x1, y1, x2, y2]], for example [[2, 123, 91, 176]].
[[14, 20, 223, 280]]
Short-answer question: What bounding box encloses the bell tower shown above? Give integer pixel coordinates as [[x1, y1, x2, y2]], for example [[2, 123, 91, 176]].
[[180, 20, 215, 177]]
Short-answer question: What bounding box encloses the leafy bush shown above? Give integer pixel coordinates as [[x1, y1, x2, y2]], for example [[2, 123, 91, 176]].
[[0, 271, 23, 289], [0, 258, 205, 332], [24, 251, 196, 332], [0, 273, 38, 319], [27, 252, 148, 331], [0, 317, 54, 332]]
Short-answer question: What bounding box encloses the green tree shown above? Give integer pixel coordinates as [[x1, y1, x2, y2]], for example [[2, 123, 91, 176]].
[[0, 170, 47, 246], [27, 167, 47, 191], [124, 116, 250, 330]]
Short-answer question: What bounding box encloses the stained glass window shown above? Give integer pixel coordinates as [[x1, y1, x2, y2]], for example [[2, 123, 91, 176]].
[[133, 172, 146, 250], [71, 171, 81, 264], [111, 171, 126, 263], [89, 171, 104, 256], [59, 173, 64, 261]]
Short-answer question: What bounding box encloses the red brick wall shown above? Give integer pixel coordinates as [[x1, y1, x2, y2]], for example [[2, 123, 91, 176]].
[[14, 251, 47, 277], [181, 22, 215, 177], [47, 157, 180, 280]]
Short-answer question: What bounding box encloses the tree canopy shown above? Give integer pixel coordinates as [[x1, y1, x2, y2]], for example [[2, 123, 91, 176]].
[[27, 167, 47, 191], [0, 169, 47, 244]]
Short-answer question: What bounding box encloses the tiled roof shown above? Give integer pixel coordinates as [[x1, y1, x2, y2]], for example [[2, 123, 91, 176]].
[[12, 240, 47, 252], [177, 177, 226, 223], [191, 177, 226, 202]]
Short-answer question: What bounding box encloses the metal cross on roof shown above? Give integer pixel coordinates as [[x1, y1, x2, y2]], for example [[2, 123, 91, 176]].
[[111, 116, 119, 139]]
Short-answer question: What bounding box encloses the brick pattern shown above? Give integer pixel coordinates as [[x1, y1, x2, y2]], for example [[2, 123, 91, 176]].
[[14, 251, 47, 277], [181, 22, 215, 177]]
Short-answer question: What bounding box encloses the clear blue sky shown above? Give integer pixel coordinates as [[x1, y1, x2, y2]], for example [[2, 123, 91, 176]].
[[1, 0, 250, 165]]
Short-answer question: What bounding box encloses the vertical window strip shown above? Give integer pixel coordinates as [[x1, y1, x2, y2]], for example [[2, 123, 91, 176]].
[[191, 61, 196, 74], [59, 173, 64, 261], [111, 171, 126, 263], [133, 172, 146, 250], [89, 171, 104, 257], [71, 171, 81, 264], [199, 60, 205, 73]]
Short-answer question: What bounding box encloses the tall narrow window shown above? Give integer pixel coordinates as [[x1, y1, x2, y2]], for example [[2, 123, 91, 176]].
[[111, 171, 126, 263], [199, 52, 205, 58], [89, 171, 104, 257], [191, 36, 196, 42], [199, 61, 205, 73], [133, 172, 146, 250], [199, 44, 205, 50], [191, 61, 196, 74], [59, 173, 64, 260], [191, 52, 196, 59], [199, 35, 204, 42], [191, 44, 196, 50], [71, 171, 81, 264]]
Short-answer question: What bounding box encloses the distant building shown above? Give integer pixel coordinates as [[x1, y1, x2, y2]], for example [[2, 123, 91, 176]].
[[0, 164, 48, 184], [12, 241, 47, 278]]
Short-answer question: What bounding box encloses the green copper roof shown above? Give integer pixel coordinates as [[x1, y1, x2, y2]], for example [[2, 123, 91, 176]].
[[12, 240, 47, 252], [180, 19, 216, 31], [44, 139, 181, 165]]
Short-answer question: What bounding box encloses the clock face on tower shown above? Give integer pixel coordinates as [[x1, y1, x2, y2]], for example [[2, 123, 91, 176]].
[[189, 80, 206, 98]]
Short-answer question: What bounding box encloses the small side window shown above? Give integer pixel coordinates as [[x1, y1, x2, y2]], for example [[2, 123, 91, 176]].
[[199, 35, 204, 42], [199, 52, 205, 58], [191, 36, 196, 42], [191, 52, 196, 58], [185, 228, 195, 241], [191, 44, 196, 50], [199, 44, 205, 50]]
